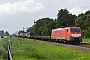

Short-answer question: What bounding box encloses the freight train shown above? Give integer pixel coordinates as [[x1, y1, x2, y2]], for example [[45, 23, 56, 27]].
[[17, 27, 82, 44]]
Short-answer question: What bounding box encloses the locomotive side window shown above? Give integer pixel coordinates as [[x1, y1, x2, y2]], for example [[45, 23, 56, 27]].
[[70, 28, 80, 32]]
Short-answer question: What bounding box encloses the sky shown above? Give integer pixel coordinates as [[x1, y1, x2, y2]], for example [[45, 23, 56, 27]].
[[0, 0, 90, 34]]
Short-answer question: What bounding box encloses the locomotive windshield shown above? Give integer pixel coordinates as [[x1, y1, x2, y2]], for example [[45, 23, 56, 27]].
[[70, 28, 80, 32]]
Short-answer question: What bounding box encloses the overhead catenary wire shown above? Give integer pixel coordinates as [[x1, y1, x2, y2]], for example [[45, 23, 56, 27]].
[[70, 2, 90, 14]]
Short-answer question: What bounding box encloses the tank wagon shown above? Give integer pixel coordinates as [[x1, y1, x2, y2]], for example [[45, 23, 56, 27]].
[[51, 27, 82, 43], [25, 32, 34, 38]]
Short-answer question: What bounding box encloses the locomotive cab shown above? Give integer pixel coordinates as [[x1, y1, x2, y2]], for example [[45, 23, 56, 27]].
[[69, 27, 82, 43]]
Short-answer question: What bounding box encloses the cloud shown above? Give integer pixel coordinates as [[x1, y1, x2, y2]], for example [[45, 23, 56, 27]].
[[0, 0, 44, 15], [0, 0, 90, 34]]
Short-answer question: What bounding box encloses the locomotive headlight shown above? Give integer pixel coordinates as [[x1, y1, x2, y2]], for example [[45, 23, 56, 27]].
[[79, 39, 82, 42], [72, 38, 74, 41]]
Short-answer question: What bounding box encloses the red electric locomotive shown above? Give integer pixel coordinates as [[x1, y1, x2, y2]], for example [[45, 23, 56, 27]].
[[51, 27, 82, 44]]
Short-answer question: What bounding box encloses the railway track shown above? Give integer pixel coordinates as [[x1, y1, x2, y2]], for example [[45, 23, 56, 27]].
[[35, 39, 90, 52], [68, 43, 90, 52], [54, 42, 90, 52], [21, 37, 90, 52], [64, 43, 90, 52], [79, 43, 90, 48]]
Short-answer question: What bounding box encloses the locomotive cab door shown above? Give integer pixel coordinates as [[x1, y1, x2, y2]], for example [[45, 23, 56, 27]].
[[66, 29, 69, 41]]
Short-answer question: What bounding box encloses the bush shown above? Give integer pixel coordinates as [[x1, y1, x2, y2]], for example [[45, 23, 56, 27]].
[[0, 47, 8, 59], [84, 27, 90, 38]]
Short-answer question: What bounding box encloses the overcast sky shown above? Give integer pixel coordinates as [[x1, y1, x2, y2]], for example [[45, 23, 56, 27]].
[[0, 0, 90, 34]]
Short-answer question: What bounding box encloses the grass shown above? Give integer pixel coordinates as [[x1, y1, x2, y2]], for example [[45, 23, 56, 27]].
[[82, 38, 90, 43], [0, 37, 8, 60], [1, 37, 90, 60], [10, 37, 90, 60]]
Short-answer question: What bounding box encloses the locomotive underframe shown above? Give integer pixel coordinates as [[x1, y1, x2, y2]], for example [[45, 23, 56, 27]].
[[51, 37, 82, 44], [70, 38, 82, 43]]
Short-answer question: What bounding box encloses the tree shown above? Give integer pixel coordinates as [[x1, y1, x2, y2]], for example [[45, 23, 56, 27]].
[[39, 21, 56, 36], [85, 10, 90, 15], [0, 30, 4, 36], [78, 13, 84, 17], [75, 17, 85, 30], [85, 15, 90, 28], [84, 26, 90, 38], [57, 9, 77, 27], [75, 10, 90, 30], [27, 17, 53, 36], [27, 27, 34, 32], [5, 31, 9, 36], [18, 30, 24, 34]]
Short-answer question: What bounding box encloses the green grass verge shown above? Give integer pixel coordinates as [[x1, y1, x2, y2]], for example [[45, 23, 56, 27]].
[[1, 37, 90, 60], [10, 37, 90, 60], [0, 37, 8, 60], [82, 38, 90, 43]]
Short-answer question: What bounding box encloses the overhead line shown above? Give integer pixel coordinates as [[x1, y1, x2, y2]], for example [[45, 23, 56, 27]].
[[70, 2, 90, 14]]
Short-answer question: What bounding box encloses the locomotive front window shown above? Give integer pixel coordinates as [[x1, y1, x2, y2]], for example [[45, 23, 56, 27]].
[[70, 28, 80, 32]]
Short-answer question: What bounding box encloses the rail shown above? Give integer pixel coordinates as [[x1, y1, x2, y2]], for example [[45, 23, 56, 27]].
[[8, 37, 12, 60]]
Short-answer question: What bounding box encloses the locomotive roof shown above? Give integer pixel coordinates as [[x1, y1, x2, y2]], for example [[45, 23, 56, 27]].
[[53, 28, 65, 30], [52, 27, 80, 31]]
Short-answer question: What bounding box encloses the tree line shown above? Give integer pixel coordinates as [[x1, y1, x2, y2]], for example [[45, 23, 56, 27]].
[[0, 30, 9, 37], [18, 9, 90, 38]]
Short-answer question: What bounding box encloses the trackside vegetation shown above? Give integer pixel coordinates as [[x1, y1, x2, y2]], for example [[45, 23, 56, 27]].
[[82, 38, 90, 43], [0, 37, 8, 60], [0, 37, 90, 60]]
